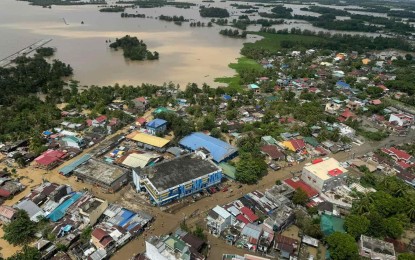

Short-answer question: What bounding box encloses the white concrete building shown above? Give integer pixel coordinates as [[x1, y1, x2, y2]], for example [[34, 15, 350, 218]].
[[301, 158, 348, 192], [389, 113, 414, 127], [206, 205, 234, 237]]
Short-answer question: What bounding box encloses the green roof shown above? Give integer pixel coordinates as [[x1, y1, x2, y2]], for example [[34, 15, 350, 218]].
[[62, 136, 82, 143], [320, 214, 345, 236], [304, 136, 319, 147], [262, 135, 277, 145], [219, 162, 236, 180], [165, 236, 186, 252], [153, 107, 173, 115]]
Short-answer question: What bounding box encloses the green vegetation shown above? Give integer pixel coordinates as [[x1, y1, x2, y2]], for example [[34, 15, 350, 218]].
[[7, 246, 41, 260], [301, 6, 349, 16], [326, 232, 359, 260], [344, 214, 370, 239], [3, 210, 37, 245], [0, 55, 72, 142], [121, 13, 145, 18], [215, 57, 264, 91], [235, 135, 267, 184], [199, 7, 229, 18], [159, 15, 188, 22], [270, 5, 293, 18], [20, 0, 105, 7], [109, 35, 159, 61], [292, 188, 308, 206], [219, 29, 247, 38], [35, 47, 55, 57], [99, 6, 125, 12]]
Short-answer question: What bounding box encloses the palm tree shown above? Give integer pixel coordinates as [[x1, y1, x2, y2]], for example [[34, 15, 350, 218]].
[[407, 207, 415, 222]]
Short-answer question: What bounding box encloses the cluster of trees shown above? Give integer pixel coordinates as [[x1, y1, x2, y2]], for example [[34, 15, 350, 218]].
[[230, 3, 258, 9], [231, 18, 284, 30], [235, 135, 268, 184], [189, 21, 212, 27], [156, 111, 193, 141], [20, 0, 105, 7], [0, 55, 72, 142], [159, 15, 188, 22], [212, 18, 228, 25], [270, 5, 293, 18], [109, 35, 159, 61], [199, 7, 229, 18], [99, 6, 125, 12], [301, 6, 349, 16], [219, 29, 247, 38], [345, 173, 415, 240], [120, 12, 145, 18], [35, 47, 55, 57]]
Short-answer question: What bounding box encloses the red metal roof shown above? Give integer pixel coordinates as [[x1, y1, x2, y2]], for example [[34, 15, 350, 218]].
[[91, 228, 107, 241], [135, 97, 146, 102], [341, 109, 354, 119], [312, 158, 323, 164], [240, 207, 258, 222], [382, 147, 412, 161], [328, 168, 343, 176], [290, 139, 306, 151], [0, 189, 11, 198], [236, 214, 250, 224], [35, 150, 66, 166], [284, 178, 319, 198], [95, 115, 107, 123], [0, 205, 16, 219]]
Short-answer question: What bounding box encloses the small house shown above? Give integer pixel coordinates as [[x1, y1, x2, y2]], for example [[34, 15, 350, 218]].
[[146, 118, 168, 136]]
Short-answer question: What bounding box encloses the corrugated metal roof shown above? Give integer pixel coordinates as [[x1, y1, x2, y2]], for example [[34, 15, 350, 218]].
[[179, 132, 237, 162], [126, 132, 170, 148]]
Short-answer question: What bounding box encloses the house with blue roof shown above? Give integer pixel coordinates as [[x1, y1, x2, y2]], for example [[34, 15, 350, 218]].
[[179, 132, 237, 163], [336, 81, 350, 89], [61, 136, 84, 149], [222, 94, 232, 101], [146, 118, 168, 136]]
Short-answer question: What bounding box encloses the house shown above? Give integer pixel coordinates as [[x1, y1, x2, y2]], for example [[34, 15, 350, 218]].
[[261, 136, 277, 146], [132, 97, 149, 112], [145, 234, 205, 260], [261, 145, 285, 161], [359, 235, 396, 260], [248, 84, 260, 93], [381, 147, 414, 164], [79, 198, 108, 226], [240, 223, 263, 249], [335, 81, 350, 89], [240, 207, 259, 223], [0, 205, 17, 223], [389, 113, 414, 127], [370, 99, 382, 105], [263, 204, 295, 232], [206, 205, 234, 237], [283, 177, 319, 198], [146, 118, 168, 136], [274, 234, 298, 259], [282, 139, 306, 152], [135, 117, 147, 127], [337, 108, 355, 122], [325, 102, 342, 114], [91, 227, 115, 251], [91, 115, 107, 127], [15, 199, 46, 222], [60, 136, 84, 149], [34, 150, 67, 170]]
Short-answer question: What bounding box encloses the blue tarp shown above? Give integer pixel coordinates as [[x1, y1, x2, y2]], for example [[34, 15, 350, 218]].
[[43, 130, 52, 136], [222, 94, 231, 101], [179, 132, 237, 163], [118, 209, 135, 227], [336, 81, 350, 89]]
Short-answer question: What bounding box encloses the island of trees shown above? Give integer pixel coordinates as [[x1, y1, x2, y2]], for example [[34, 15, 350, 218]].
[[121, 13, 146, 18], [99, 6, 125, 12], [109, 35, 159, 61], [199, 7, 230, 18], [35, 47, 55, 57], [219, 29, 247, 38]]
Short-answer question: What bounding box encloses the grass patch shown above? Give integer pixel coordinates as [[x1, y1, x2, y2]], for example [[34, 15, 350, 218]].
[[215, 57, 263, 91]]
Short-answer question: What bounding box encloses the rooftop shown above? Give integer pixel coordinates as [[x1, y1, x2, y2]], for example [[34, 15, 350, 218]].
[[126, 132, 170, 148], [179, 132, 237, 162], [74, 159, 128, 186], [146, 118, 167, 128], [303, 158, 348, 181], [284, 178, 319, 198], [139, 154, 220, 191]]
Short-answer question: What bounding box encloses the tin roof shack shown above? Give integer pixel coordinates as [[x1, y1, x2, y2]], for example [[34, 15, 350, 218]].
[[359, 235, 396, 260], [133, 154, 222, 206], [0, 205, 17, 223], [74, 159, 129, 193], [274, 234, 298, 259]]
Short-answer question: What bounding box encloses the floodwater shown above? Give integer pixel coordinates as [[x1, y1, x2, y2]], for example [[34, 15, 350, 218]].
[[0, 0, 389, 87]]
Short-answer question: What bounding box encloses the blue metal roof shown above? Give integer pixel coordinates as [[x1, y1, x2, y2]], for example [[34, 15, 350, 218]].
[[222, 94, 232, 101], [59, 154, 91, 176], [336, 81, 350, 89], [179, 132, 237, 162], [147, 118, 167, 128]]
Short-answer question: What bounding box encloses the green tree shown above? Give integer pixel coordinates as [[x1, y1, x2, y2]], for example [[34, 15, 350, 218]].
[[235, 154, 267, 184], [80, 225, 92, 243], [3, 210, 37, 246], [399, 253, 415, 260], [292, 188, 308, 206], [384, 217, 404, 239], [326, 232, 359, 260], [344, 214, 370, 239], [7, 245, 41, 260]]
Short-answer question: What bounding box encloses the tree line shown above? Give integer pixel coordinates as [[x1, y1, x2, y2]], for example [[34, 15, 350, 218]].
[[199, 7, 230, 18], [219, 29, 247, 38]]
